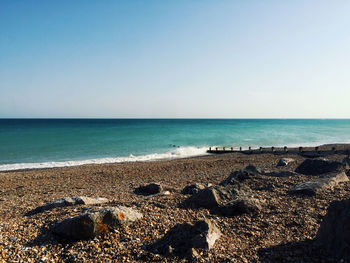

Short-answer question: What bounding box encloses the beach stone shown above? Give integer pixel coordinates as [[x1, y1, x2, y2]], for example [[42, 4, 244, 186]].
[[218, 197, 262, 216], [134, 183, 163, 195], [263, 171, 298, 177], [295, 158, 343, 175], [220, 165, 261, 186], [288, 172, 349, 196], [181, 183, 206, 195], [25, 196, 109, 216], [53, 206, 142, 240], [276, 158, 294, 167], [149, 219, 221, 259], [183, 184, 250, 209], [315, 199, 350, 261], [342, 156, 350, 170]]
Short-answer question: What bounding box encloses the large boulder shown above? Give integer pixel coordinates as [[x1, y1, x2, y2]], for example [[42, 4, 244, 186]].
[[183, 184, 261, 216], [276, 158, 294, 167], [218, 197, 262, 216], [149, 219, 221, 259], [25, 196, 109, 216], [295, 158, 343, 175], [288, 172, 349, 196], [53, 206, 142, 240], [343, 156, 350, 170], [135, 183, 163, 195], [220, 165, 261, 186], [181, 183, 206, 195], [315, 199, 350, 261]]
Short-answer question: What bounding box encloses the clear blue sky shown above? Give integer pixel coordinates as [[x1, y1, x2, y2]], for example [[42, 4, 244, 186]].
[[1, 1, 349, 118]]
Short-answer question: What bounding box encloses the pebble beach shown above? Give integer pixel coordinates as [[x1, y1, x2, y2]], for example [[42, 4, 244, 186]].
[[1, 147, 350, 262]]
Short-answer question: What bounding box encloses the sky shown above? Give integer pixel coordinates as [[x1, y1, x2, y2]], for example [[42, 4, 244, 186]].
[[1, 0, 350, 118]]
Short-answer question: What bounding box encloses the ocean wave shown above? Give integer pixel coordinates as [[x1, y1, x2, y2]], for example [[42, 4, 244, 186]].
[[0, 146, 209, 172]]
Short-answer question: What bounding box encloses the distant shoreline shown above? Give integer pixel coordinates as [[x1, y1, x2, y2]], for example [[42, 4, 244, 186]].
[[1, 143, 349, 173]]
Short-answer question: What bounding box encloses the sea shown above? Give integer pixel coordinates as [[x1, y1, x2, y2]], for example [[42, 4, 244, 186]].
[[1, 119, 350, 171]]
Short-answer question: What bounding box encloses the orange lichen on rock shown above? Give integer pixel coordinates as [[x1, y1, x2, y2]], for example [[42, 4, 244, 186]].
[[119, 212, 125, 221], [97, 221, 109, 234]]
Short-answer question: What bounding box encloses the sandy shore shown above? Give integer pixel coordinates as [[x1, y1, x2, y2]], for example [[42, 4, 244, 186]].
[[0, 150, 349, 262]]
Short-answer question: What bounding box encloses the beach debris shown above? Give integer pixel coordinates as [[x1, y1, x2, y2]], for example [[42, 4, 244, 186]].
[[148, 219, 221, 259], [181, 183, 206, 195], [276, 158, 294, 167], [25, 196, 109, 216], [295, 158, 343, 175], [288, 172, 349, 196], [134, 183, 163, 195], [314, 198, 350, 261], [220, 165, 261, 186], [53, 206, 143, 240]]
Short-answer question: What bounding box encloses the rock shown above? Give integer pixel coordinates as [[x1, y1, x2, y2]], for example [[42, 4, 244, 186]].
[[183, 184, 249, 209], [181, 183, 206, 195], [263, 171, 298, 177], [315, 199, 350, 261], [183, 184, 261, 216], [276, 158, 294, 167], [218, 197, 262, 216], [53, 206, 142, 240], [220, 165, 261, 186], [25, 196, 109, 216], [288, 172, 349, 196], [135, 183, 163, 195], [343, 156, 350, 169], [144, 191, 171, 199], [295, 158, 343, 175], [149, 219, 221, 259]]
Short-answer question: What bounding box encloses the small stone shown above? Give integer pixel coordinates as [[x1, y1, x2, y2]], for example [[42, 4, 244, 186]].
[[276, 158, 294, 167]]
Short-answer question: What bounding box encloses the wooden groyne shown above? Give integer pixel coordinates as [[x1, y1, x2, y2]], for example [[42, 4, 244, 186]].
[[207, 144, 350, 157]]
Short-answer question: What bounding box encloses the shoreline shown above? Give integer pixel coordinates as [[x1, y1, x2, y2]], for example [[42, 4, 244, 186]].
[[1, 143, 349, 173]]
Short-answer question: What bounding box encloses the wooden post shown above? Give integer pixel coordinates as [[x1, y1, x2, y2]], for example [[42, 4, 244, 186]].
[[271, 146, 275, 153], [259, 147, 263, 153], [299, 146, 303, 153], [239, 147, 242, 151], [223, 147, 225, 151], [284, 146, 288, 153], [231, 147, 233, 151], [248, 146, 251, 154], [315, 146, 319, 153], [215, 147, 218, 152], [209, 147, 211, 151]]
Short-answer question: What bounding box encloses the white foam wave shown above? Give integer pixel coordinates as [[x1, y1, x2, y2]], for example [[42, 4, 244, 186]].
[[0, 146, 209, 172]]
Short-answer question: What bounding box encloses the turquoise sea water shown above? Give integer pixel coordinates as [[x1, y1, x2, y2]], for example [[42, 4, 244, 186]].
[[1, 119, 350, 171]]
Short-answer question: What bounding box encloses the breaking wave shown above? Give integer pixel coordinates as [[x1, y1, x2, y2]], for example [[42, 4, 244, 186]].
[[0, 146, 209, 172]]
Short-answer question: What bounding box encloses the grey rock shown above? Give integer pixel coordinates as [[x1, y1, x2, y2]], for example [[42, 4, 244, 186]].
[[342, 156, 350, 170], [289, 172, 349, 196], [183, 184, 262, 217], [295, 158, 343, 175], [149, 219, 221, 259], [53, 206, 142, 240], [263, 171, 299, 177], [218, 197, 262, 216], [220, 165, 261, 186], [315, 199, 350, 261], [276, 158, 294, 167], [25, 196, 109, 216], [135, 183, 163, 195], [181, 183, 206, 195]]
